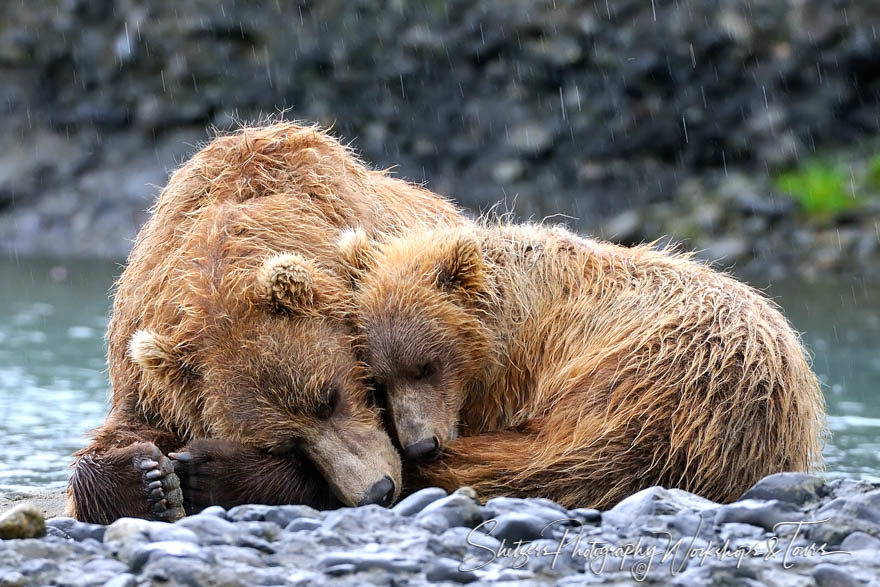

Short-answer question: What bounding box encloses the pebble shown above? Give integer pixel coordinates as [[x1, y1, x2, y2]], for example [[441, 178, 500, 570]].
[[813, 564, 861, 587], [45, 517, 105, 542], [740, 472, 826, 505], [392, 487, 448, 517], [425, 557, 478, 583], [482, 512, 550, 543], [103, 518, 166, 544], [0, 504, 45, 540], [416, 488, 484, 533], [714, 499, 802, 531]]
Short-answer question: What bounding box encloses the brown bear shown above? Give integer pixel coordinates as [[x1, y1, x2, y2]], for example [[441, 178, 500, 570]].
[[68, 122, 464, 524], [341, 223, 827, 509]]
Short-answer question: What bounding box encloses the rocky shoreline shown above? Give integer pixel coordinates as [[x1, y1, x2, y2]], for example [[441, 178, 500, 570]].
[[1, 473, 878, 585]]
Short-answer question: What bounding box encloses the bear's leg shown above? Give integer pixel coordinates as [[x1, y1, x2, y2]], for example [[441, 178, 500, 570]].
[[170, 438, 340, 514], [68, 421, 187, 524], [69, 441, 185, 524]]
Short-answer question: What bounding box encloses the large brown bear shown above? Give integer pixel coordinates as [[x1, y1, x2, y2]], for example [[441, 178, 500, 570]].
[[68, 122, 464, 524], [341, 223, 827, 509]]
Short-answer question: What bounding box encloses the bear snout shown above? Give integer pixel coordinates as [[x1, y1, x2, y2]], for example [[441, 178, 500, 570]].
[[403, 436, 440, 462], [357, 475, 396, 507]]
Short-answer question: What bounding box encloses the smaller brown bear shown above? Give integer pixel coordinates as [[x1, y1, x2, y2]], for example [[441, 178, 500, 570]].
[[341, 223, 827, 509]]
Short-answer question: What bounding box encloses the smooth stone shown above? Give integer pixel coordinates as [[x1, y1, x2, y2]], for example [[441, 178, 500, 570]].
[[45, 517, 105, 542], [323, 563, 356, 577], [566, 508, 601, 525], [483, 496, 568, 524], [714, 499, 802, 532], [197, 506, 227, 518], [482, 512, 550, 543], [19, 558, 58, 576], [0, 571, 25, 587], [392, 487, 448, 517], [285, 518, 322, 533], [603, 486, 717, 530], [739, 472, 826, 505], [177, 514, 239, 545], [263, 505, 319, 528], [317, 551, 420, 573], [840, 531, 880, 551], [0, 504, 45, 540], [416, 488, 484, 532], [425, 557, 478, 583], [806, 514, 880, 548], [148, 525, 200, 544], [103, 574, 137, 587], [430, 526, 502, 562], [128, 540, 206, 572], [226, 504, 276, 522], [82, 558, 128, 575], [813, 563, 861, 587], [103, 518, 168, 543]]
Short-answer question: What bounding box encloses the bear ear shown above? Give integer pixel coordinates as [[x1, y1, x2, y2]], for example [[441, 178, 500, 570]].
[[435, 231, 488, 297], [129, 329, 178, 374], [337, 227, 376, 287], [258, 252, 318, 314]]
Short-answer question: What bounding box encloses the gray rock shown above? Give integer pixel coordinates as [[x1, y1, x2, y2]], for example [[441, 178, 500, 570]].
[[603, 486, 718, 530], [430, 526, 502, 562], [392, 487, 448, 517], [148, 524, 200, 544], [317, 551, 421, 573], [482, 512, 551, 543], [198, 506, 227, 518], [127, 540, 207, 572], [805, 514, 880, 548], [0, 571, 25, 587], [739, 472, 827, 505], [103, 518, 167, 544], [103, 574, 137, 587], [425, 557, 478, 583], [0, 504, 45, 540], [714, 499, 803, 532], [839, 531, 880, 551], [45, 517, 105, 542], [285, 518, 322, 533], [813, 563, 861, 587], [176, 514, 240, 545], [566, 508, 602, 525], [226, 504, 277, 522], [416, 488, 485, 532], [506, 122, 556, 156]]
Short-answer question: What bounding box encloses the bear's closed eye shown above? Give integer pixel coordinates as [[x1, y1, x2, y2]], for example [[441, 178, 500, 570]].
[[315, 387, 340, 420]]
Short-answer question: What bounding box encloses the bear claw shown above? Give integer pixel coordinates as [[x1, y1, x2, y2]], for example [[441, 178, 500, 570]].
[[133, 450, 185, 523]]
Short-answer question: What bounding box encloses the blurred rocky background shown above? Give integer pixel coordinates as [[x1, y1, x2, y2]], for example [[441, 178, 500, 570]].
[[1, 0, 878, 280]]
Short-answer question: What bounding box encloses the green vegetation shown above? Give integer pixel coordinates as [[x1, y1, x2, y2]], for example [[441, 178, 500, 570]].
[[867, 154, 880, 189], [775, 161, 856, 216]]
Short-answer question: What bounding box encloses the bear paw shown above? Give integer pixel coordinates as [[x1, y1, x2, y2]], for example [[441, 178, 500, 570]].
[[170, 439, 244, 515], [133, 445, 185, 523]]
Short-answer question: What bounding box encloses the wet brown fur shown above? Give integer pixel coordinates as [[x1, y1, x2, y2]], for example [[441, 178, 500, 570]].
[[68, 122, 463, 521], [349, 223, 827, 510]]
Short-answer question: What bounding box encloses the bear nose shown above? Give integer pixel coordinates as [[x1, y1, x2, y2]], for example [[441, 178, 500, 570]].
[[358, 476, 396, 507], [404, 436, 439, 462]]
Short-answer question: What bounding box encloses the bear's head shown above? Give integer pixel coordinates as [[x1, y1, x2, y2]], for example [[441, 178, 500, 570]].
[[339, 227, 494, 463], [130, 251, 401, 507]]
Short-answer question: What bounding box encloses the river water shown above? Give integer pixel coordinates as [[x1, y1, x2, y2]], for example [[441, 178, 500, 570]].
[[0, 260, 878, 493]]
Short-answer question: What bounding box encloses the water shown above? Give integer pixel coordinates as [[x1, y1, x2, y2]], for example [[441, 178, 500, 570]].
[[0, 261, 878, 493]]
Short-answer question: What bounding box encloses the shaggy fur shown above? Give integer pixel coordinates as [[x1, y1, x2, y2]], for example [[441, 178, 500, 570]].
[[345, 223, 827, 509], [68, 122, 463, 522]]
